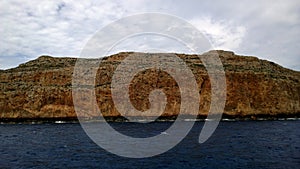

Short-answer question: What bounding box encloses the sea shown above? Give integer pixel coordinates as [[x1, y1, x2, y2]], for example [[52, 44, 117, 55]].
[[0, 120, 299, 169]]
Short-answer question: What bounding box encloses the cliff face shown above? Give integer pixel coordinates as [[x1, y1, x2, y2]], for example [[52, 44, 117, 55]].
[[0, 51, 299, 120]]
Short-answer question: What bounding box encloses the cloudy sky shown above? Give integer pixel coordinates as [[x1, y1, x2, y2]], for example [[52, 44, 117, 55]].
[[0, 0, 299, 70]]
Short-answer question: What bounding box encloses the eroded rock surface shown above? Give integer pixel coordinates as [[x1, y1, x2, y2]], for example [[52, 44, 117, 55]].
[[0, 51, 299, 120]]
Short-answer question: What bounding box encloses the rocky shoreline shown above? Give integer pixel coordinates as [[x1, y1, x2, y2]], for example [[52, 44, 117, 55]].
[[1, 113, 300, 124], [0, 50, 299, 122]]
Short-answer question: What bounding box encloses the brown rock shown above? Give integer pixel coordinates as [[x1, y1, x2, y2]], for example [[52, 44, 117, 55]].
[[0, 51, 299, 121]]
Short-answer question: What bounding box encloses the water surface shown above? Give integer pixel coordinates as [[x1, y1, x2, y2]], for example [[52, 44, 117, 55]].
[[0, 120, 299, 168]]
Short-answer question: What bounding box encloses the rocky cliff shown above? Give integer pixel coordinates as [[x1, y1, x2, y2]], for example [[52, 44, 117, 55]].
[[0, 51, 299, 121]]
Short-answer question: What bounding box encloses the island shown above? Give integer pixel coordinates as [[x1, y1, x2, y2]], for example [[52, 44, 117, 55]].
[[0, 50, 299, 122]]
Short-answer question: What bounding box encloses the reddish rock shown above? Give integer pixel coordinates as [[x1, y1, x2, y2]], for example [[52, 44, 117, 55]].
[[0, 51, 299, 121]]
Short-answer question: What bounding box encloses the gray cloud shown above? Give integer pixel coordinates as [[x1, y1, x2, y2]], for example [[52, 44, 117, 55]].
[[0, 0, 299, 70]]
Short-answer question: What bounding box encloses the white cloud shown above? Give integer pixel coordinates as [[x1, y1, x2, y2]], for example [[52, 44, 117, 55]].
[[108, 34, 193, 55], [190, 17, 246, 51], [0, 0, 299, 70], [259, 1, 300, 24], [0, 0, 125, 69]]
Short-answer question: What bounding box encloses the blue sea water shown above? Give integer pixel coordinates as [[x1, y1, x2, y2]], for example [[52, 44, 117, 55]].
[[0, 120, 299, 169]]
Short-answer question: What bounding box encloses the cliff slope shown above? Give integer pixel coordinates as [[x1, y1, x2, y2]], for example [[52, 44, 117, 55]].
[[0, 51, 299, 120]]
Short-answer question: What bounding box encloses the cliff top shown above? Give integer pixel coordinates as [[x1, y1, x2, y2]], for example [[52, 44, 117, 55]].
[[2, 50, 299, 79]]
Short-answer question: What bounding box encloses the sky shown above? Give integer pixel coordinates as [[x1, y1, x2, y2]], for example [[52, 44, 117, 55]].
[[0, 0, 299, 70]]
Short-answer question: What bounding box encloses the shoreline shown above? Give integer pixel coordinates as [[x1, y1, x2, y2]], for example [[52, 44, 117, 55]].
[[1, 113, 299, 124]]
